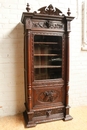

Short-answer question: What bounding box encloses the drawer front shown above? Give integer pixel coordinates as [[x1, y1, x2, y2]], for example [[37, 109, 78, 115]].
[[32, 84, 64, 108], [26, 18, 64, 31], [34, 107, 64, 117]]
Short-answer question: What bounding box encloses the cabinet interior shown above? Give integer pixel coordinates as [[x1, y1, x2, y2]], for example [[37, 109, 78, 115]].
[[34, 35, 62, 80]]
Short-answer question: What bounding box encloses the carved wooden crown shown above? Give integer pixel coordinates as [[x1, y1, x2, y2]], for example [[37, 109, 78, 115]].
[[26, 3, 64, 16], [38, 4, 62, 15]]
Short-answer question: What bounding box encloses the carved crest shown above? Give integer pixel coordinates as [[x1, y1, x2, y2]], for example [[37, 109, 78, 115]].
[[25, 3, 71, 16], [26, 3, 63, 15], [38, 4, 62, 15]]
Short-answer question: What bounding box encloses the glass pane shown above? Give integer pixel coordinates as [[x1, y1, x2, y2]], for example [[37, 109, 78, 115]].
[[34, 35, 62, 80]]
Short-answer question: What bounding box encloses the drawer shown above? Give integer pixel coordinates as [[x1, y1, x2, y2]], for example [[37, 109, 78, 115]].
[[33, 107, 64, 118]]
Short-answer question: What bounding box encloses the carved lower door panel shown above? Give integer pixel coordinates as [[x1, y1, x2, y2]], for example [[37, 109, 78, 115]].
[[32, 84, 64, 109]]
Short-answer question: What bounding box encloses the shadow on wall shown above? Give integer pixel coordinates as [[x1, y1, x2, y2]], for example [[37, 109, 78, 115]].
[[0, 22, 25, 116]]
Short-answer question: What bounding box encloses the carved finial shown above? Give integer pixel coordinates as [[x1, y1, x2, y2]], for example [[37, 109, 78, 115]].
[[67, 8, 71, 16], [26, 3, 30, 12]]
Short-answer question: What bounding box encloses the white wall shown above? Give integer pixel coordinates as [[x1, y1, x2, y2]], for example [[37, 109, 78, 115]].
[[0, 0, 87, 116]]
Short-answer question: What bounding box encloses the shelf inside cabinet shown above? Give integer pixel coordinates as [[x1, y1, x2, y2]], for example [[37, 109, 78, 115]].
[[34, 54, 60, 56], [34, 65, 62, 68], [34, 42, 58, 45]]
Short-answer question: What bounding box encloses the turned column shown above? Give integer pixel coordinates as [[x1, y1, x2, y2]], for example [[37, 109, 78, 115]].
[[64, 8, 74, 120]]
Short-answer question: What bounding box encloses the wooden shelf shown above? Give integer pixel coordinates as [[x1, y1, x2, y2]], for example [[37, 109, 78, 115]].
[[34, 42, 58, 44], [34, 54, 60, 56], [34, 65, 62, 68]]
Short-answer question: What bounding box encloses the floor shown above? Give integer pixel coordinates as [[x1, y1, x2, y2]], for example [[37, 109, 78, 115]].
[[0, 106, 87, 130]]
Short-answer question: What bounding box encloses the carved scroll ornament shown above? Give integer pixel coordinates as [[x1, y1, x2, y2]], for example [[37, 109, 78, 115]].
[[38, 4, 62, 15], [33, 20, 64, 29]]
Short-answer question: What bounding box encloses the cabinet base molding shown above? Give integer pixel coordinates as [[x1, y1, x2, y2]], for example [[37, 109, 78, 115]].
[[23, 110, 63, 128], [23, 111, 36, 128], [63, 115, 73, 121], [23, 107, 72, 128]]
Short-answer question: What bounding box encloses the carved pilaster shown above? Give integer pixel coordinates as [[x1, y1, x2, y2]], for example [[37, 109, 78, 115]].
[[27, 32, 32, 111], [64, 31, 72, 121], [67, 21, 71, 32], [26, 19, 32, 29], [65, 32, 70, 107]]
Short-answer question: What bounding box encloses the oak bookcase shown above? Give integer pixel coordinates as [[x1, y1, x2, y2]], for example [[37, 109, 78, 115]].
[[21, 4, 74, 127]]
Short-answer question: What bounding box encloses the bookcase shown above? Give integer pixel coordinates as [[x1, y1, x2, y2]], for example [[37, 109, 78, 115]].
[[21, 4, 74, 127]]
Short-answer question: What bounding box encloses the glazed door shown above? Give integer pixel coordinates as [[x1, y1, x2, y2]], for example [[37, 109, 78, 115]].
[[34, 34, 63, 80]]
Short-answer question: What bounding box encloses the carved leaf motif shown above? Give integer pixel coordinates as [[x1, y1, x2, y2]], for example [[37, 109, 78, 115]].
[[38, 6, 47, 14], [33, 21, 64, 29], [34, 111, 46, 117], [38, 90, 59, 102]]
